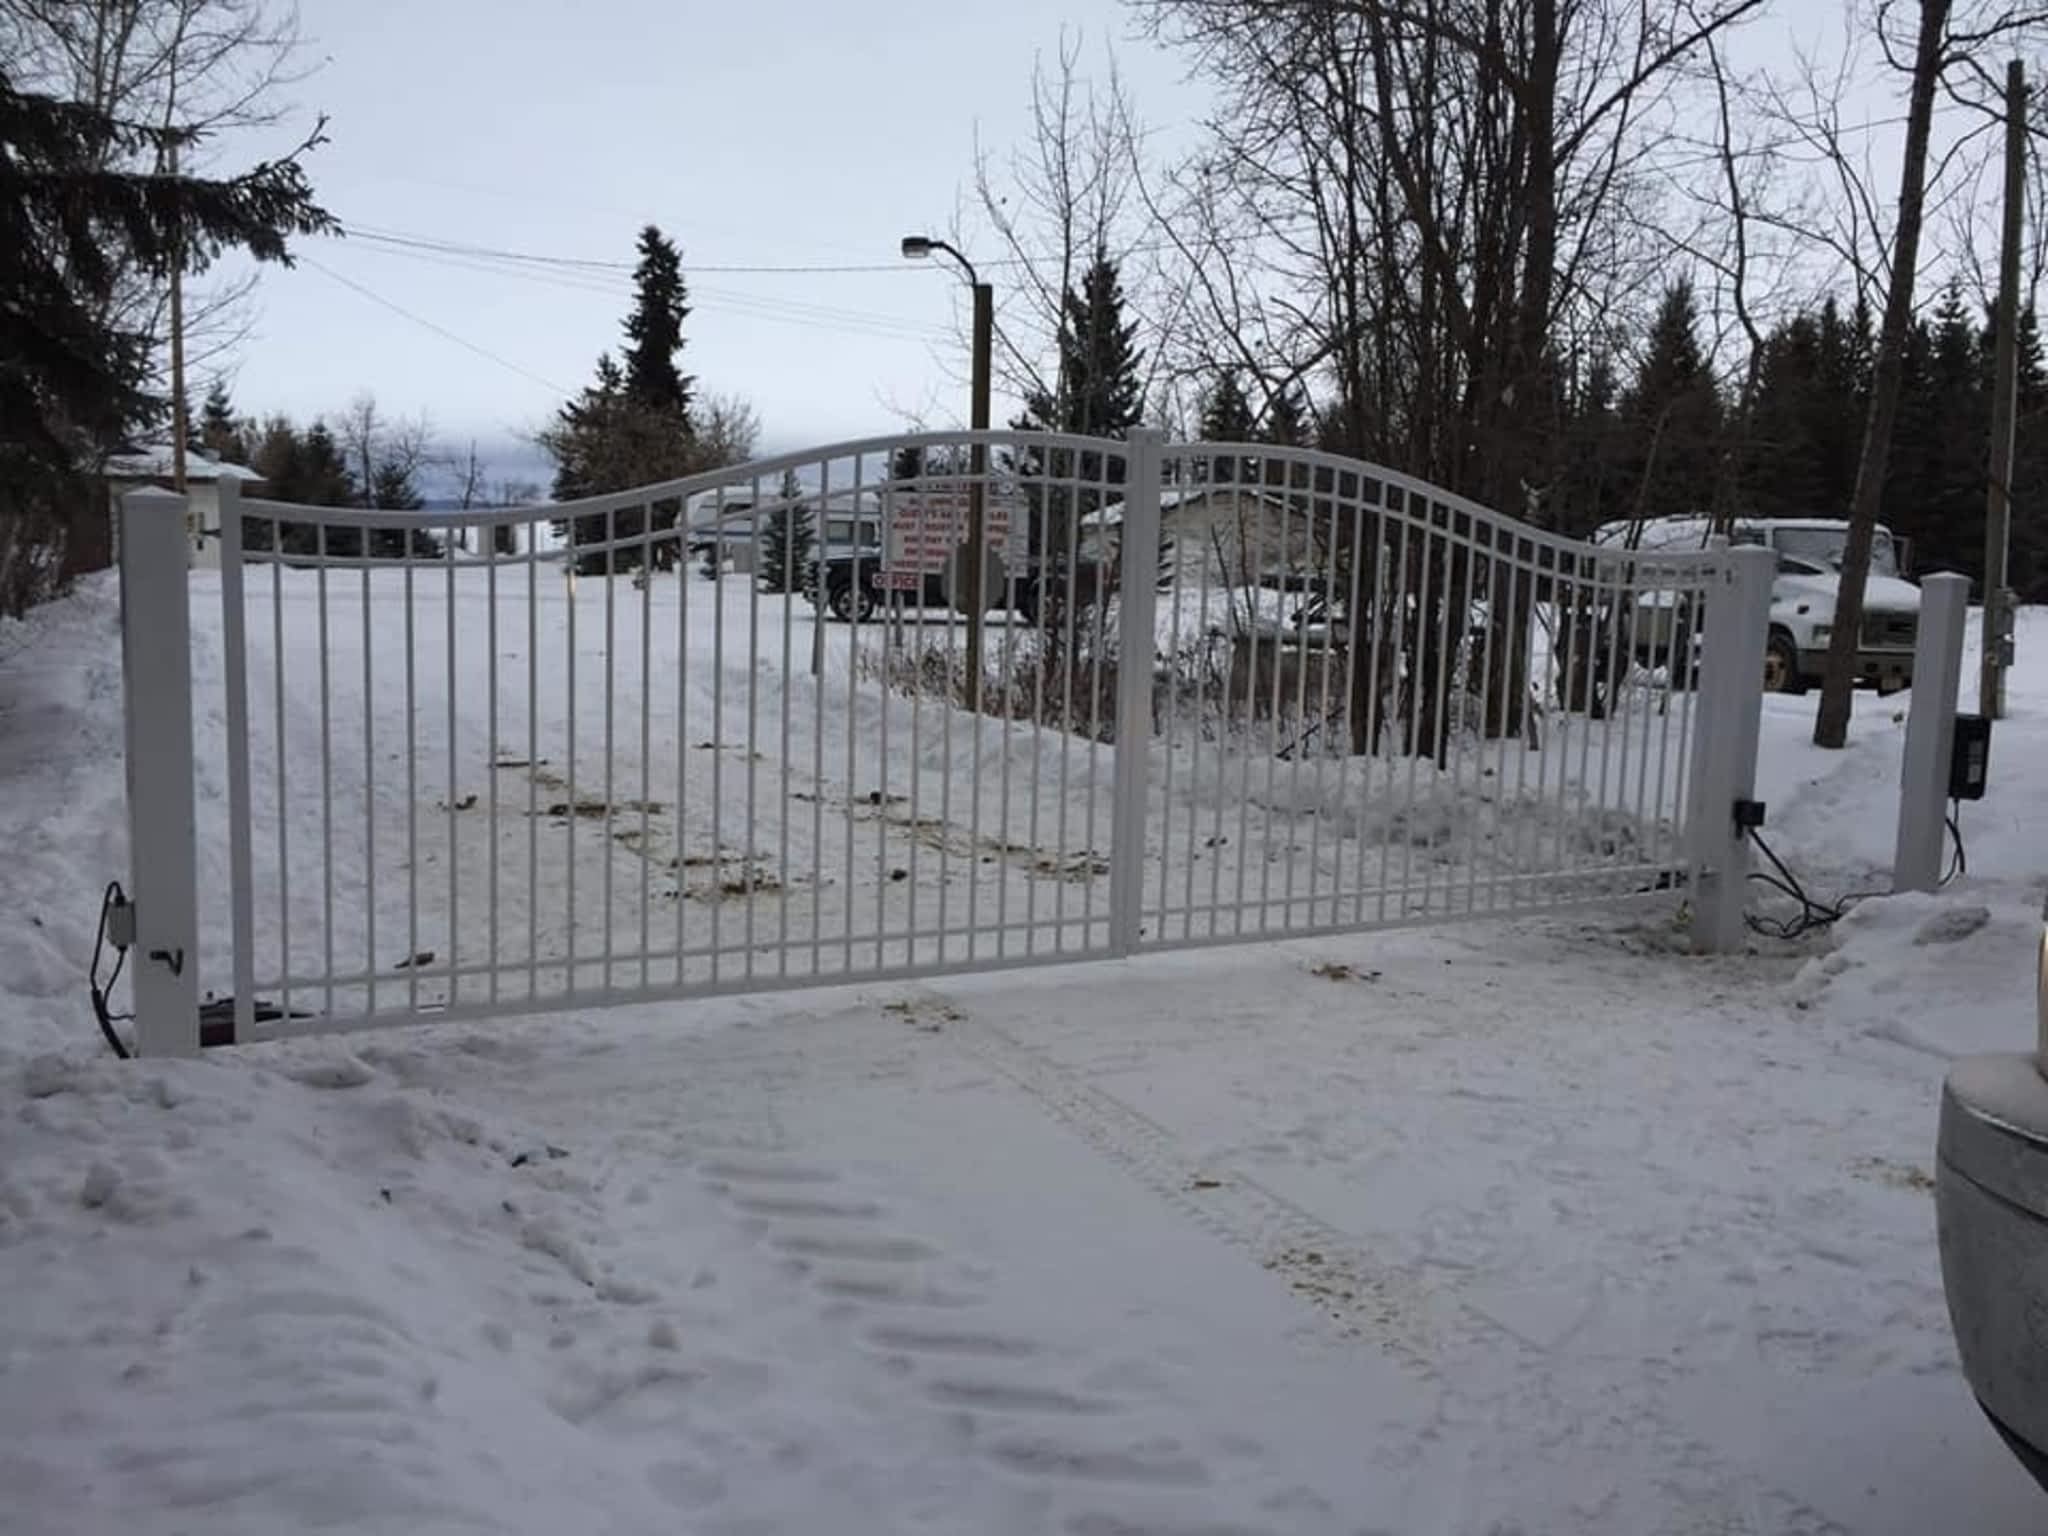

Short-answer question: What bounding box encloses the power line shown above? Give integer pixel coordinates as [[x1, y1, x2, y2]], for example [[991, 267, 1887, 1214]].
[[301, 256, 572, 394], [343, 221, 1299, 279], [346, 105, 1934, 287], [333, 236, 950, 343], [349, 225, 914, 276]]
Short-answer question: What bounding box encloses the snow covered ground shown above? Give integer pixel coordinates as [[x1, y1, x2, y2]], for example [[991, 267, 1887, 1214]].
[[2, 574, 2045, 1534]]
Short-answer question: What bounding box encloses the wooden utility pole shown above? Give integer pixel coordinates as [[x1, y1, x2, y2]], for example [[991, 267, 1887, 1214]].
[[167, 136, 190, 504], [1981, 58, 2025, 720]]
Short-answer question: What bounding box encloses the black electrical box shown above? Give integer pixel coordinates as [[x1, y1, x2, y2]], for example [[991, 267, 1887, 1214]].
[[1949, 714, 1992, 801]]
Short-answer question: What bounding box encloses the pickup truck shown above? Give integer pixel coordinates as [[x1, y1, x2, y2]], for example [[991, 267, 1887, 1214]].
[[1595, 516, 1921, 694]]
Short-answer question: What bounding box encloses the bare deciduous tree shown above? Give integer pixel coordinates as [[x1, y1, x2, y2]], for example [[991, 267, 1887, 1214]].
[[334, 392, 431, 508], [1132, 0, 1767, 756], [449, 439, 488, 511], [966, 34, 1190, 424], [1812, 0, 2048, 746], [694, 391, 761, 469]]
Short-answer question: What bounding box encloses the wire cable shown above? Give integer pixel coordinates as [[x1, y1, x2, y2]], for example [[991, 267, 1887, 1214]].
[[301, 256, 574, 394], [1743, 828, 1889, 941], [89, 881, 134, 1059], [1743, 805, 1967, 941]]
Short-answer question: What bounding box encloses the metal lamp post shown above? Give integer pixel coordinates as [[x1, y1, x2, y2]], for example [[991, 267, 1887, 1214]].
[[901, 235, 993, 709]]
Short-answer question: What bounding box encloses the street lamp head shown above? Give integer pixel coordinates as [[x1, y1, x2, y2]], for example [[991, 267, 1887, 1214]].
[[901, 235, 934, 260]]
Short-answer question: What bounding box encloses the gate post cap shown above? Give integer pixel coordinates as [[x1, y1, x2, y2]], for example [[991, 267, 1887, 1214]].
[[121, 485, 187, 510]]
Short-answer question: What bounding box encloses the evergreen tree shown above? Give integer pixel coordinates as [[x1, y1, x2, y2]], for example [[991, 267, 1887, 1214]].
[[1616, 281, 1722, 523], [2009, 307, 2048, 601], [1555, 355, 1623, 535], [758, 467, 815, 593], [1813, 295, 1874, 512], [370, 458, 425, 513], [1013, 249, 1145, 439], [197, 380, 247, 464], [246, 417, 355, 507], [1745, 313, 1828, 524], [1262, 384, 1309, 448], [541, 351, 699, 575], [622, 225, 693, 424], [541, 226, 726, 574], [240, 415, 360, 557], [547, 354, 628, 502], [0, 73, 333, 614], [300, 422, 357, 507], [1899, 286, 1983, 579], [1007, 250, 1145, 606], [1199, 370, 1256, 442], [1199, 369, 1258, 484]]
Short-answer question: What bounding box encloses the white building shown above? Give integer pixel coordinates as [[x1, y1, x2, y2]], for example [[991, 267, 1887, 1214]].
[[104, 448, 267, 570]]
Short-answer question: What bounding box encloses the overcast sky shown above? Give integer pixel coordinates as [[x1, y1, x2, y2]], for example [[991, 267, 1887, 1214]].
[[212, 0, 1206, 487], [201, 0, 1946, 494]]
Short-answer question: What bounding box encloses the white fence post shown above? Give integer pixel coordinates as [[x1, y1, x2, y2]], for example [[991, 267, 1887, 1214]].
[[1687, 541, 1775, 952], [1894, 572, 1969, 893], [119, 487, 201, 1056], [1110, 428, 1165, 954]]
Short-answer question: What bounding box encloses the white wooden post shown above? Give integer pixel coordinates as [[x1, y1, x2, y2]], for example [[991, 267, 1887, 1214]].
[[1687, 541, 1775, 952], [1110, 428, 1164, 954], [119, 487, 201, 1056], [1894, 572, 1969, 893]]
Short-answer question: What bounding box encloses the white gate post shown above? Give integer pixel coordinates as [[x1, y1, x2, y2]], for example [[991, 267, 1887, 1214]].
[[119, 487, 201, 1055], [1110, 428, 1165, 954], [1894, 572, 1969, 893], [1687, 541, 1775, 953]]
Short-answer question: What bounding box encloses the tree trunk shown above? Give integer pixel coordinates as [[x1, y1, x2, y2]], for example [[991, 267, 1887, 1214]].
[[1813, 0, 1952, 748], [1485, 0, 1557, 743]]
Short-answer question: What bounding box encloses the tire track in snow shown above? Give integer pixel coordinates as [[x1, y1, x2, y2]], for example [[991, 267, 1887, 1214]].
[[693, 1145, 1302, 1523], [941, 1001, 1441, 1375]]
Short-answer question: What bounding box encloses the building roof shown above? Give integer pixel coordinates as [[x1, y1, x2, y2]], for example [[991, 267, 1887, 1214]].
[[1088, 484, 1294, 527], [104, 448, 266, 485], [1592, 515, 1878, 551]]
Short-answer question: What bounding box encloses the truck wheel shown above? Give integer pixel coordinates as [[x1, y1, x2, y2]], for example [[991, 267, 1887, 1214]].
[[1765, 630, 1806, 695], [828, 578, 874, 624]]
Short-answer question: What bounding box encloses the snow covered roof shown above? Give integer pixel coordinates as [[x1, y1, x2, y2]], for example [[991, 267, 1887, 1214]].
[[1592, 514, 1864, 551], [1087, 484, 1294, 528], [104, 448, 266, 484]]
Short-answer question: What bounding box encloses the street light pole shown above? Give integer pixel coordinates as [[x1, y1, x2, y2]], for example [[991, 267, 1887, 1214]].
[[903, 236, 994, 710]]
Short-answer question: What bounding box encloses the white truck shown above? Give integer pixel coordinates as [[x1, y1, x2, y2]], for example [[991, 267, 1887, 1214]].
[[1596, 516, 1921, 694]]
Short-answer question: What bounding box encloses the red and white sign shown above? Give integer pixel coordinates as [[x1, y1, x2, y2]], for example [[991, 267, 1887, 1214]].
[[880, 569, 925, 591], [886, 481, 1017, 580]]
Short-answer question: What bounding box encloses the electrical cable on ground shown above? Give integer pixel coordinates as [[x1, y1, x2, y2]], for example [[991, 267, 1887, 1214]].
[[1744, 802, 1967, 941], [1942, 805, 1968, 886], [89, 881, 134, 1059]]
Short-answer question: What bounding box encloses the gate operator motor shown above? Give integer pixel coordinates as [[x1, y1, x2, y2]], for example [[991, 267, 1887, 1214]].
[[1950, 714, 1992, 802]]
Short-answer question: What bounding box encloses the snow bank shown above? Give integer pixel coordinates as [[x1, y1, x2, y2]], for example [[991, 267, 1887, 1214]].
[[0, 1042, 699, 1534], [0, 580, 134, 1061], [6, 573, 2048, 1533]]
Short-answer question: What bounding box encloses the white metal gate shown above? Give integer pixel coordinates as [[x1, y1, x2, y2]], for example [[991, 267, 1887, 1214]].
[[113, 431, 1774, 1053]]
